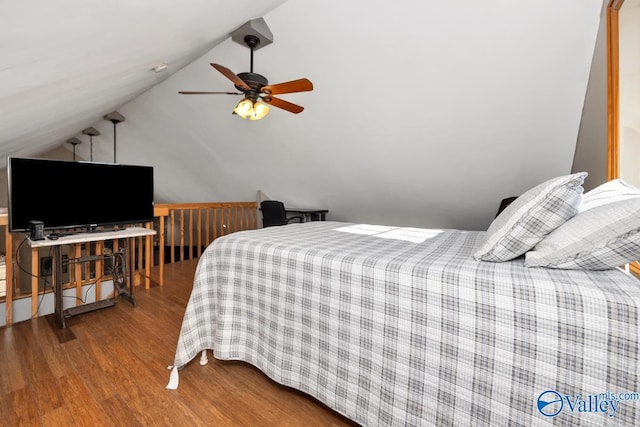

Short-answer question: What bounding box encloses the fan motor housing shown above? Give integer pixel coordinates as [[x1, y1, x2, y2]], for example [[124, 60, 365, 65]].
[[236, 72, 268, 91]]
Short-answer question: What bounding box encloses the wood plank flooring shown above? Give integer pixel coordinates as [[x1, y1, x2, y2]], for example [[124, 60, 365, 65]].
[[0, 259, 358, 426]]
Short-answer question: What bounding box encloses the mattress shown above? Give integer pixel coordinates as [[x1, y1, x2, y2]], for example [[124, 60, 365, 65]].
[[169, 221, 640, 426]]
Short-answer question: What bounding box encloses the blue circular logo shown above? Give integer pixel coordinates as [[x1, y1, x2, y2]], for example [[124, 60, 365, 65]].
[[537, 390, 563, 417]]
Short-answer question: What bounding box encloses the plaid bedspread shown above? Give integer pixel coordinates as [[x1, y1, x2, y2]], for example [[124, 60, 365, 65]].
[[169, 221, 640, 426]]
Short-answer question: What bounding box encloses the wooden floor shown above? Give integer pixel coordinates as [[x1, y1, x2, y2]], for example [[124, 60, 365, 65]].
[[0, 259, 358, 426]]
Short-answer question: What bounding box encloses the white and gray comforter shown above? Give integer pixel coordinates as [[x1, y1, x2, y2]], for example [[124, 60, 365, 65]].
[[169, 221, 640, 426]]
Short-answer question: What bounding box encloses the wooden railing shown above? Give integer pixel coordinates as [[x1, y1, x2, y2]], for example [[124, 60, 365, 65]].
[[153, 202, 258, 285], [0, 201, 258, 327]]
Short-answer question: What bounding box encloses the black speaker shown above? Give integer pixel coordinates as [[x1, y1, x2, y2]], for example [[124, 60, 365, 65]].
[[29, 220, 45, 241]]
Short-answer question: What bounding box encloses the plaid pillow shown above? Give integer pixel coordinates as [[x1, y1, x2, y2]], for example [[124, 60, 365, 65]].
[[474, 172, 587, 262], [525, 197, 640, 270]]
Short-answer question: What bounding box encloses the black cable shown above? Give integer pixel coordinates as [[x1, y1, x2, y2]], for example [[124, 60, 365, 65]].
[[14, 239, 137, 318], [15, 236, 119, 309], [31, 274, 50, 319], [63, 254, 120, 304], [14, 236, 54, 319]]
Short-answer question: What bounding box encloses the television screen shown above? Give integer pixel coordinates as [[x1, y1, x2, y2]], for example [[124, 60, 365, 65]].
[[8, 157, 154, 232]]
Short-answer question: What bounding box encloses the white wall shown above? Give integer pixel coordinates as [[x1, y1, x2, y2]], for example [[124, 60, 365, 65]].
[[71, 0, 604, 231], [619, 0, 640, 188], [572, 2, 608, 191]]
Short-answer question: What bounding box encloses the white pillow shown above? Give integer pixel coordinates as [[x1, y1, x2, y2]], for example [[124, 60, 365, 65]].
[[474, 172, 587, 262], [579, 178, 640, 212], [525, 197, 640, 270]]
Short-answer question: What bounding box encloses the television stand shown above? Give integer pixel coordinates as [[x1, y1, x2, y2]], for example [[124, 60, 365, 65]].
[[28, 227, 156, 329], [48, 225, 126, 239], [47, 232, 69, 240]]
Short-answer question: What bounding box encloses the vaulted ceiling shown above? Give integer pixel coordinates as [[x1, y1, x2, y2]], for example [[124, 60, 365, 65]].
[[0, 0, 285, 163], [0, 0, 606, 230]]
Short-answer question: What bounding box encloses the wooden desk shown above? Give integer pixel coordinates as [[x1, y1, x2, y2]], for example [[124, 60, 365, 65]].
[[285, 208, 329, 222], [28, 227, 156, 328]]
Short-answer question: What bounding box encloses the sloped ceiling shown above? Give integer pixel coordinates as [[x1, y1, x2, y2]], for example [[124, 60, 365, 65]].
[[0, 0, 286, 161], [1, 0, 605, 230]]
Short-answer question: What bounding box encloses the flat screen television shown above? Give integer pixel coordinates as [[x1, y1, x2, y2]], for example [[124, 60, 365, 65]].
[[8, 157, 154, 233]]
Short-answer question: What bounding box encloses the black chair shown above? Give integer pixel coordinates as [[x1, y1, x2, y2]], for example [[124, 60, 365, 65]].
[[260, 200, 303, 227]]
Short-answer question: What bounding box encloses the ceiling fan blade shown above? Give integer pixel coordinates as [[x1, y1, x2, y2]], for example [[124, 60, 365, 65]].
[[263, 96, 304, 114], [261, 78, 313, 95], [210, 63, 251, 91], [179, 91, 242, 95]]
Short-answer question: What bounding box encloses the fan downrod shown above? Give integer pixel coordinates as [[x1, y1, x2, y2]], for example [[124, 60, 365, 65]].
[[235, 34, 267, 91], [244, 35, 260, 74]]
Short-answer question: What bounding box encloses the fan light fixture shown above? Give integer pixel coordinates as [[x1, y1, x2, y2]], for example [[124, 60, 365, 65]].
[[233, 99, 270, 120], [178, 19, 313, 120]]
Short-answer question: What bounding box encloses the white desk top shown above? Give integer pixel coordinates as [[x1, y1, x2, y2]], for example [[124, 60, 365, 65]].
[[27, 226, 156, 248]]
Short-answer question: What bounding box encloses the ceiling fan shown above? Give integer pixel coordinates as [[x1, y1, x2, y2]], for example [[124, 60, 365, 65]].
[[179, 34, 313, 120]]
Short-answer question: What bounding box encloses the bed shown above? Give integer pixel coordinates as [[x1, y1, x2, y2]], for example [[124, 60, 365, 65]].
[[167, 219, 640, 426]]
